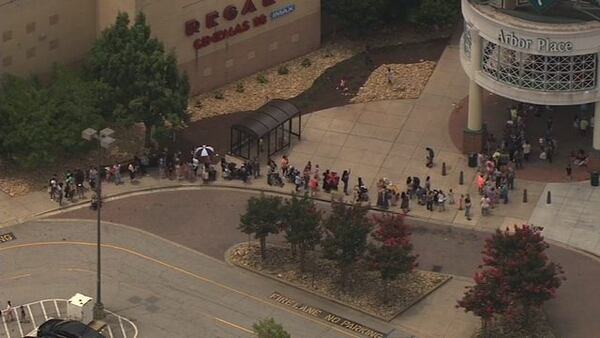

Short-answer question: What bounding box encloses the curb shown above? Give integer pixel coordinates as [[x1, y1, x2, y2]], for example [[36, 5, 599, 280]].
[[225, 242, 452, 323], [9, 180, 600, 263]]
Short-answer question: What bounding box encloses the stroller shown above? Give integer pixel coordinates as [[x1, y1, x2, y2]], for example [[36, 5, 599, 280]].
[[268, 171, 284, 187], [354, 185, 369, 202]]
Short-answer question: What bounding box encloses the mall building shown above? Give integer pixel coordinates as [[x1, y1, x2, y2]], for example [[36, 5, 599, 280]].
[[460, 0, 600, 151], [0, 0, 321, 94]]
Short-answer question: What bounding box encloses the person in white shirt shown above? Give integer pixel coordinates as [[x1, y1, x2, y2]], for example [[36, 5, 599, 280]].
[[522, 141, 531, 161]]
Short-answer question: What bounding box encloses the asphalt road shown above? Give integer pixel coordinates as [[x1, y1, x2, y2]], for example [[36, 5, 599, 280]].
[[0, 220, 367, 338], [56, 188, 600, 338]]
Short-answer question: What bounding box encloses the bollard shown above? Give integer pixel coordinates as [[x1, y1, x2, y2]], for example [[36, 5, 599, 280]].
[[442, 162, 447, 176], [459, 171, 464, 185], [546, 190, 551, 204], [523, 189, 528, 203]]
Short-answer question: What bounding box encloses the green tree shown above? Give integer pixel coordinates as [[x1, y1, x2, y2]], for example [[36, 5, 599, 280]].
[[86, 12, 189, 148], [281, 194, 322, 272], [414, 0, 461, 30], [322, 0, 417, 35], [253, 318, 291, 338], [0, 67, 104, 167], [238, 194, 283, 260], [323, 0, 388, 35], [368, 213, 418, 303], [322, 201, 372, 290]]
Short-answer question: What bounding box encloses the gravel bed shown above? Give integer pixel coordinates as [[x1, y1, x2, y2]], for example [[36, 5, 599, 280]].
[[230, 243, 450, 320]]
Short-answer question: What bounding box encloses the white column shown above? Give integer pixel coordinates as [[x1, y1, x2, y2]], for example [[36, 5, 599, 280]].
[[467, 29, 483, 132], [468, 80, 482, 131], [594, 102, 600, 150]]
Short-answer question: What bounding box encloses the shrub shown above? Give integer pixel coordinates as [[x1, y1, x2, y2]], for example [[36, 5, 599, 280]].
[[256, 74, 269, 84], [235, 83, 245, 93], [277, 65, 290, 75], [253, 318, 290, 338], [301, 58, 312, 67], [214, 91, 224, 100]]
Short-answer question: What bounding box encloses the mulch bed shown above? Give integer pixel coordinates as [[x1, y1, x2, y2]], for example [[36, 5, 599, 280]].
[[174, 37, 449, 158], [229, 243, 451, 321]]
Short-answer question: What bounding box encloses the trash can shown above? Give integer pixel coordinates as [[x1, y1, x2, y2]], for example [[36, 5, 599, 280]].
[[591, 171, 599, 187], [468, 153, 478, 168]]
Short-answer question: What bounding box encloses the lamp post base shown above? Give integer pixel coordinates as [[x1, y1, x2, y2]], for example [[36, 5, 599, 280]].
[[93, 301, 105, 320]]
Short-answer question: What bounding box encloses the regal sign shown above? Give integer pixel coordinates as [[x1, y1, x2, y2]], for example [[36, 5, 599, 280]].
[[185, 0, 278, 50]]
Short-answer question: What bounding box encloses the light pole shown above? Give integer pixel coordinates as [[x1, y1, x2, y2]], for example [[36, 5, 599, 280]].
[[82, 127, 115, 321]]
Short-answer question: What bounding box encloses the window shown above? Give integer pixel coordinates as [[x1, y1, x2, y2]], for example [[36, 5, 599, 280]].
[[49, 39, 59, 50], [49, 14, 59, 25], [203, 67, 212, 76], [268, 41, 278, 51], [247, 51, 256, 60], [225, 59, 234, 68], [26, 22, 36, 34], [26, 47, 36, 58], [2, 30, 12, 42], [481, 39, 597, 92]]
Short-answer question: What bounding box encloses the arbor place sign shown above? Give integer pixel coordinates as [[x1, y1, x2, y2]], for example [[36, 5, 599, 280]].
[[498, 29, 574, 53], [185, 0, 278, 50]]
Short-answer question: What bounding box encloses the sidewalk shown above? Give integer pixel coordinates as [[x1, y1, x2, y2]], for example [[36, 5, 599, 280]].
[[1, 29, 599, 259]]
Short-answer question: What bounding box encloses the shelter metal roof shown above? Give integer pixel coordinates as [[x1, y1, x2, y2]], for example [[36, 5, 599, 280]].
[[232, 99, 300, 138]]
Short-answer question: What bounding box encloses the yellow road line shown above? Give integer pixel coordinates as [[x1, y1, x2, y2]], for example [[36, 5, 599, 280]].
[[215, 317, 255, 335], [0, 241, 360, 338]]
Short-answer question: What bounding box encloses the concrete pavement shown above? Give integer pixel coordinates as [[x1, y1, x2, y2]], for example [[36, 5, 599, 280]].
[[1, 25, 600, 258]]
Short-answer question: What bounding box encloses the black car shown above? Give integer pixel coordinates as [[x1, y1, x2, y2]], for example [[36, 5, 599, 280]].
[[35, 319, 104, 338]]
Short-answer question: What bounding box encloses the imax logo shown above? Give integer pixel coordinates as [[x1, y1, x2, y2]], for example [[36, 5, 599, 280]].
[[271, 4, 295, 19]]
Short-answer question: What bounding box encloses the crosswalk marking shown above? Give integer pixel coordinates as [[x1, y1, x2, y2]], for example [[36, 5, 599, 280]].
[[106, 323, 114, 338], [2, 314, 11, 338], [2, 299, 137, 338], [13, 309, 23, 338], [53, 300, 61, 317], [26, 305, 35, 328], [40, 302, 48, 321], [118, 316, 126, 337]]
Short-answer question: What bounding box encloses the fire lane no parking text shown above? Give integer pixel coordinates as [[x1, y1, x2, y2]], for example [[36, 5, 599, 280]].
[[269, 292, 386, 338]]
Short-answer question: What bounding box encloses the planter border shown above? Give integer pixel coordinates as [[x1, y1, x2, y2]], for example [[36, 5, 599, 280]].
[[226, 242, 452, 322]]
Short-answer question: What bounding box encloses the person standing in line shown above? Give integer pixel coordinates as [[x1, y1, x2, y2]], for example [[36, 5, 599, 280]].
[[580, 118, 589, 135], [309, 175, 319, 196], [458, 194, 465, 211], [481, 194, 490, 216], [522, 141, 531, 162], [425, 176, 431, 191], [447, 189, 455, 205], [341, 170, 350, 195], [400, 192, 410, 214], [426, 191, 434, 211], [464, 194, 472, 220], [128, 162, 136, 183], [280, 155, 289, 176]]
